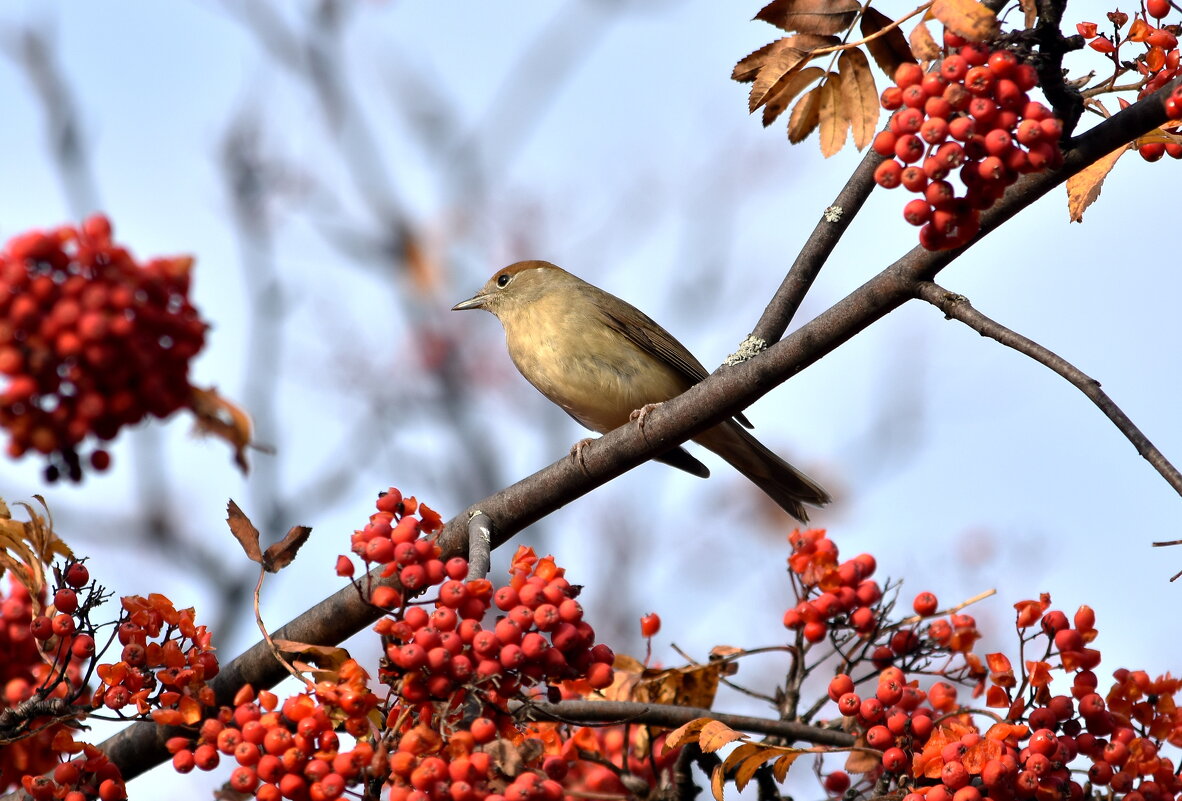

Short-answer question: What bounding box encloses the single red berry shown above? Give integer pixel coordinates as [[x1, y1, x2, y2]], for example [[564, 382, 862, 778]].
[[874, 160, 904, 189], [828, 673, 855, 701], [894, 62, 925, 88], [882, 747, 908, 773], [913, 591, 939, 616], [639, 612, 661, 638], [903, 199, 933, 226]]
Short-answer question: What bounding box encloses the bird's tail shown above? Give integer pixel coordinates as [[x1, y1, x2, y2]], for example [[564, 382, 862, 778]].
[[696, 421, 830, 523]]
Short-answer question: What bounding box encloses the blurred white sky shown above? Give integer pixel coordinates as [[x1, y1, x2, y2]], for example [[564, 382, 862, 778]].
[[0, 1, 1178, 797]]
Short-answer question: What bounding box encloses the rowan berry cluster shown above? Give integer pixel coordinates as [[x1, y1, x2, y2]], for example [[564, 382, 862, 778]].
[[160, 489, 619, 801], [22, 744, 124, 801], [347, 488, 615, 710], [90, 592, 219, 723], [816, 589, 1182, 801], [873, 33, 1063, 251], [781, 528, 884, 643], [165, 670, 377, 801], [0, 215, 207, 481], [0, 571, 88, 792]]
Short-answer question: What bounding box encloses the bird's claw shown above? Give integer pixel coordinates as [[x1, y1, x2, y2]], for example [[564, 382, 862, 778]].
[[629, 402, 662, 441], [570, 438, 596, 473]]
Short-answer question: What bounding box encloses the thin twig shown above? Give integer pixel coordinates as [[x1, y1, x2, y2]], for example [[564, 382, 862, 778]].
[[896, 588, 997, 627], [913, 282, 1182, 501], [512, 699, 854, 747]]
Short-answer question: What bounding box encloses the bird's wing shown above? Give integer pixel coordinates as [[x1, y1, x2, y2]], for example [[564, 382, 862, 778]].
[[598, 302, 754, 429]]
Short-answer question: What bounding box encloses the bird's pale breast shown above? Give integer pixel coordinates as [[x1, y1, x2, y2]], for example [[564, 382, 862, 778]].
[[500, 291, 689, 433]]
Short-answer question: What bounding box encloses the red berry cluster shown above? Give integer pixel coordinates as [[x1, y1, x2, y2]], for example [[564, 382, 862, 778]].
[[781, 529, 883, 642], [873, 34, 1064, 250], [0, 214, 207, 481], [90, 592, 219, 722], [817, 589, 1182, 801], [166, 667, 378, 801], [346, 488, 615, 711], [22, 744, 125, 801], [0, 572, 88, 793], [828, 666, 938, 783]]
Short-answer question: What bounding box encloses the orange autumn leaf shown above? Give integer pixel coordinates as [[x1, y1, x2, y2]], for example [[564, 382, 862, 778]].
[[914, 717, 979, 778], [1025, 660, 1053, 687], [961, 736, 1003, 772], [986, 684, 1012, 708]]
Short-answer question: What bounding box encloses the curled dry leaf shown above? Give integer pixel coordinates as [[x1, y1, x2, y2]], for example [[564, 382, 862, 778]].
[[931, 0, 1000, 42], [664, 718, 745, 753], [910, 21, 943, 61], [818, 72, 849, 157], [0, 497, 70, 604], [264, 525, 313, 573], [788, 85, 824, 144], [189, 385, 254, 474], [844, 735, 883, 773], [227, 499, 263, 564], [605, 653, 723, 710], [1067, 145, 1128, 221], [271, 639, 352, 673], [755, 0, 860, 36], [838, 49, 880, 149], [861, 8, 917, 76], [762, 65, 824, 126]]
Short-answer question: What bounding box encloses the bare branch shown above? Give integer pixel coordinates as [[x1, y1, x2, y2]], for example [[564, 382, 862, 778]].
[[914, 281, 1182, 500], [512, 699, 855, 747]]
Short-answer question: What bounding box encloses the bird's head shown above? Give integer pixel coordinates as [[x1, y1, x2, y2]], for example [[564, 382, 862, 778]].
[[451, 260, 570, 317]]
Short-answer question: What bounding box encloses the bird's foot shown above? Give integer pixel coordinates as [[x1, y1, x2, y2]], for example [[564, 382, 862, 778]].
[[569, 438, 596, 473], [629, 402, 663, 440]]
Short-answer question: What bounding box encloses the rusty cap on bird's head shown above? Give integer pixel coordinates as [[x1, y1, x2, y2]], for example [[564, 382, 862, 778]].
[[451, 260, 564, 312]]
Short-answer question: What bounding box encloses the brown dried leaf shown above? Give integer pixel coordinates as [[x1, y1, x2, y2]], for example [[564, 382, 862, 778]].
[[844, 735, 883, 773], [190, 385, 254, 474], [748, 34, 840, 112], [707, 645, 742, 676], [700, 719, 746, 753], [723, 742, 809, 793], [762, 65, 824, 126], [664, 717, 717, 751], [264, 525, 313, 572], [788, 85, 823, 144], [861, 8, 916, 76], [483, 738, 542, 778], [605, 655, 722, 710], [909, 21, 943, 61], [226, 499, 263, 564], [1019, 0, 1037, 28], [1067, 145, 1128, 221], [272, 639, 352, 671], [755, 0, 859, 35], [734, 40, 779, 82], [931, 0, 999, 42], [710, 760, 726, 801], [838, 49, 879, 149], [818, 72, 849, 157]]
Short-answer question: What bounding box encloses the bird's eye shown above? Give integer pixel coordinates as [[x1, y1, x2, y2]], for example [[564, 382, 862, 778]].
[[496, 273, 511, 288]]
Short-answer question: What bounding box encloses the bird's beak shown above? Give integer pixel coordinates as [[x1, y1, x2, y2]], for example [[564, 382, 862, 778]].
[[451, 293, 487, 311]]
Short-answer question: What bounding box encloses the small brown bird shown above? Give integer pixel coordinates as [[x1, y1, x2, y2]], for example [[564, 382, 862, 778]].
[[452, 260, 829, 521]]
